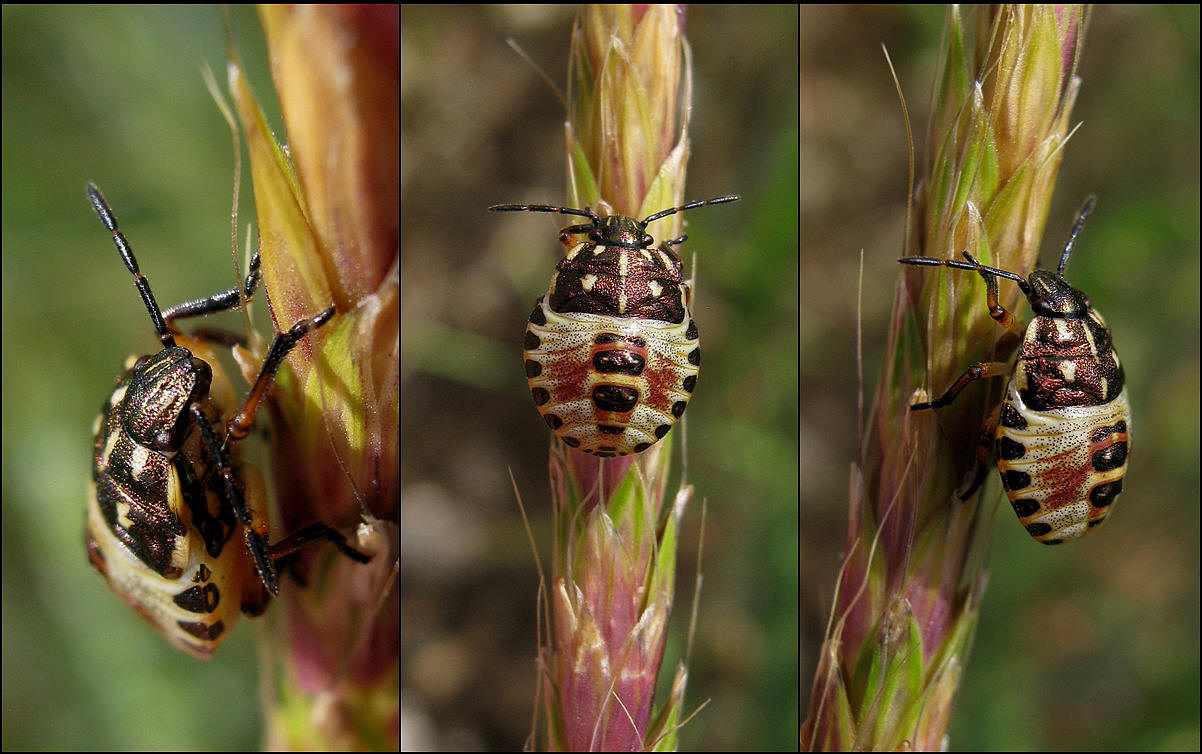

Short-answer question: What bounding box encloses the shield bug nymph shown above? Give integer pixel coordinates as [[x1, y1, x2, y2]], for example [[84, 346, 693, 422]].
[[84, 182, 371, 657], [491, 194, 739, 457], [900, 196, 1130, 544]]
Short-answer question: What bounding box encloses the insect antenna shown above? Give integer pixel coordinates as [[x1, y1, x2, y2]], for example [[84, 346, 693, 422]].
[[488, 203, 600, 223], [1056, 195, 1096, 275], [86, 182, 177, 349], [640, 194, 740, 225]]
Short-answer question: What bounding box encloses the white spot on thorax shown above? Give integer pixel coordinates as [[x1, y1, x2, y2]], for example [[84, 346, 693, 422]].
[[129, 443, 151, 476], [1053, 319, 1073, 342]]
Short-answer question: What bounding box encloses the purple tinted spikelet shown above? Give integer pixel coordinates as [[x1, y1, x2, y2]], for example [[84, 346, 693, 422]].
[[537, 6, 697, 751]]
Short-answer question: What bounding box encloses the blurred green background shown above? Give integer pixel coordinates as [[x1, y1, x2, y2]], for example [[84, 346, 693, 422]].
[[401, 5, 798, 752], [802, 6, 1199, 752], [2, 6, 297, 750]]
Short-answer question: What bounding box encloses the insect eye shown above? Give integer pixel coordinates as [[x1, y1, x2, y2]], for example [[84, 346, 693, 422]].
[[641, 233, 654, 247], [589, 229, 603, 242], [154, 428, 179, 452]]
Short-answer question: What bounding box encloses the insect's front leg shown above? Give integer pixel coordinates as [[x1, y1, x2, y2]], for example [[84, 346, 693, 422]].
[[558, 221, 595, 249], [162, 251, 263, 326], [972, 263, 1023, 335]]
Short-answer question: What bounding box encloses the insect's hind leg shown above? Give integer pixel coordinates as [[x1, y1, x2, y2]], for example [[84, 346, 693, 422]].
[[955, 403, 1001, 501], [268, 523, 372, 565]]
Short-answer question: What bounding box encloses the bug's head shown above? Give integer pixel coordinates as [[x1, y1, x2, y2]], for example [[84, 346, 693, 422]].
[[490, 195, 738, 254], [122, 347, 213, 452], [596, 215, 653, 249], [1025, 269, 1090, 318]]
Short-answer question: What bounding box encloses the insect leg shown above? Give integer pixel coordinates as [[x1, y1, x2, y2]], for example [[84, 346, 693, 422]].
[[898, 252, 1031, 311], [968, 256, 1023, 336], [189, 402, 280, 595], [171, 452, 236, 556], [162, 251, 262, 324], [267, 523, 372, 564], [224, 305, 336, 445], [911, 361, 1010, 410], [955, 403, 1001, 500]]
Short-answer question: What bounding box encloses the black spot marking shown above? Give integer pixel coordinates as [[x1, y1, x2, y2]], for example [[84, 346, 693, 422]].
[[685, 320, 698, 340], [529, 303, 546, 326], [1010, 498, 1041, 518], [178, 619, 224, 641], [594, 350, 645, 375], [543, 414, 563, 430], [597, 424, 625, 435], [671, 401, 687, 418], [634, 442, 651, 452], [997, 436, 1026, 461], [654, 424, 671, 439], [999, 402, 1027, 430], [688, 347, 701, 366], [525, 359, 542, 378], [1001, 470, 1031, 491], [1091, 441, 1127, 472], [174, 583, 220, 613], [592, 385, 639, 412], [1025, 522, 1053, 538], [1089, 480, 1122, 508], [682, 375, 697, 393], [524, 331, 541, 351], [1090, 420, 1127, 442], [531, 388, 550, 406]]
